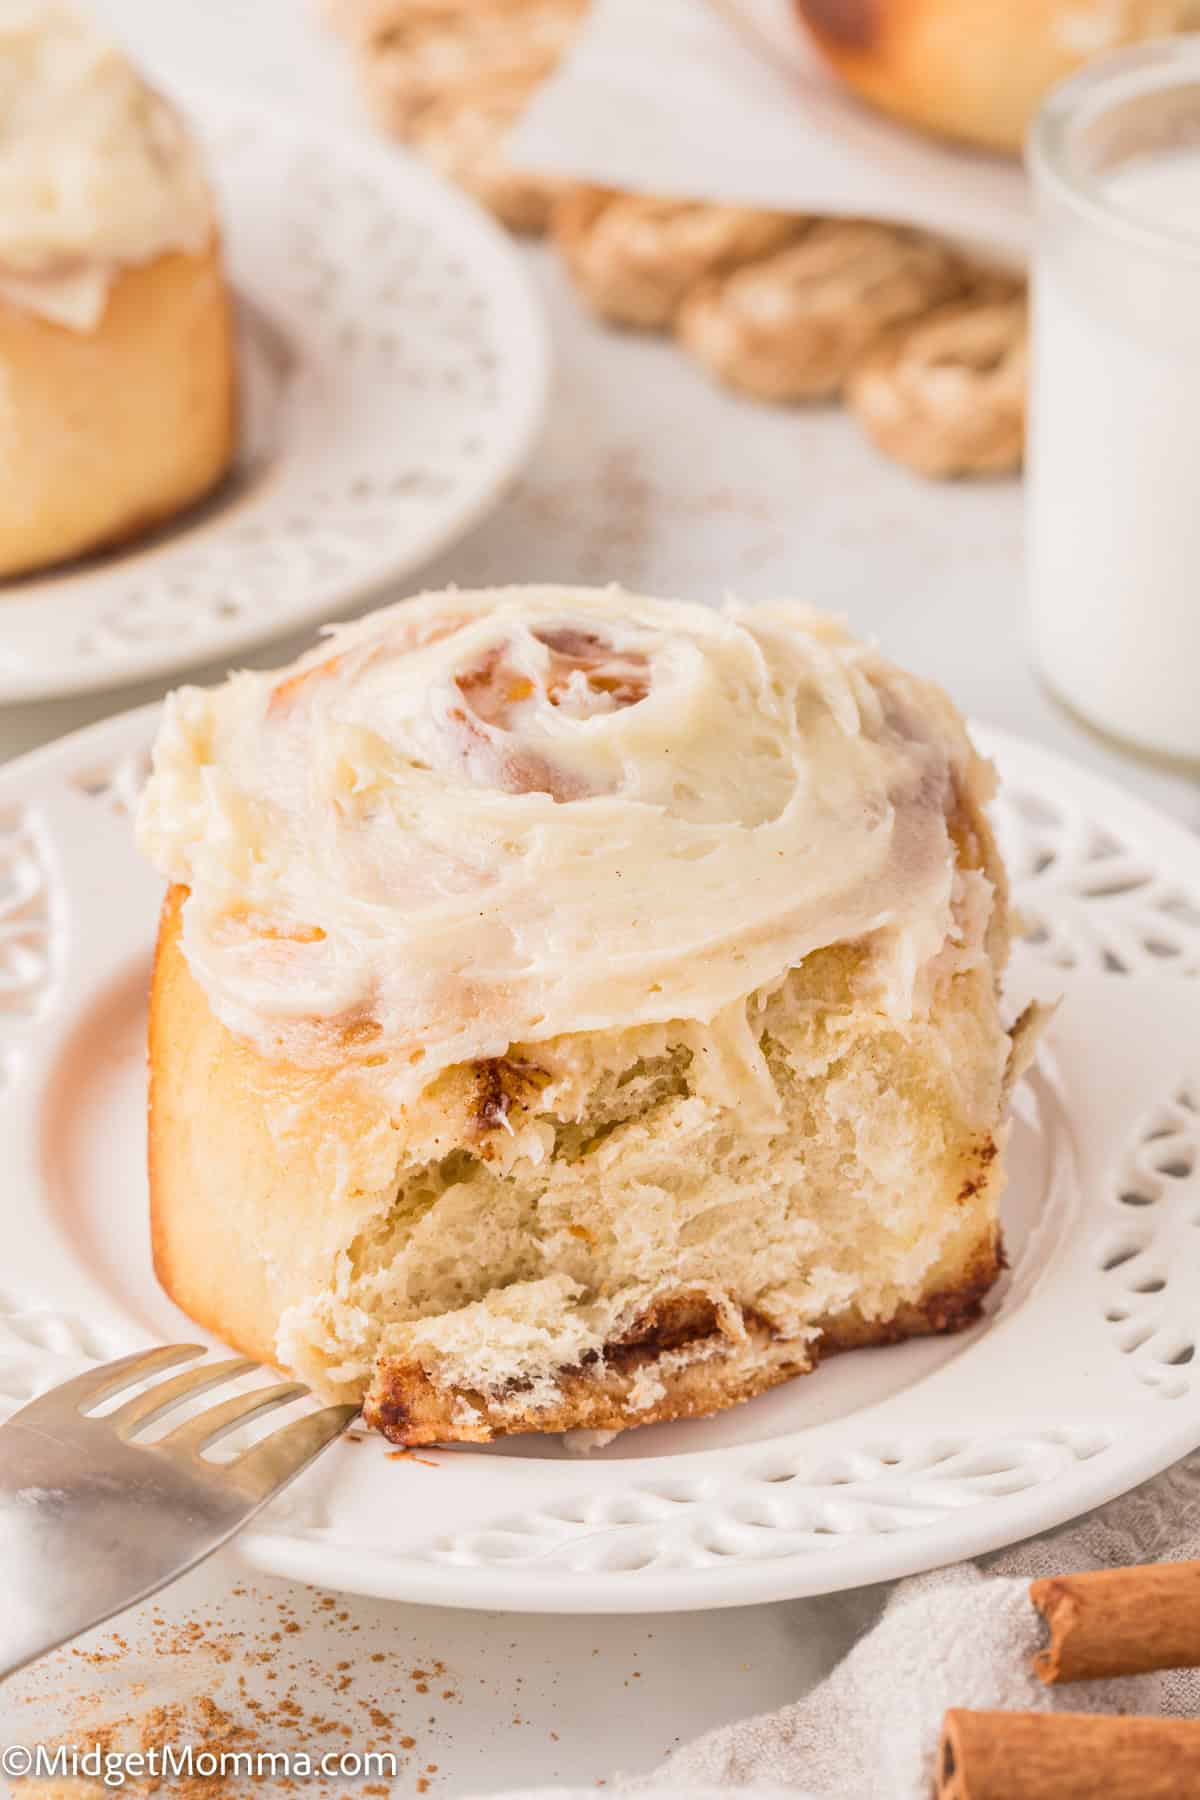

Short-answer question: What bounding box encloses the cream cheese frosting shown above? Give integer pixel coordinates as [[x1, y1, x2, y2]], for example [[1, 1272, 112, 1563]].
[[137, 586, 993, 1110], [0, 1, 213, 329]]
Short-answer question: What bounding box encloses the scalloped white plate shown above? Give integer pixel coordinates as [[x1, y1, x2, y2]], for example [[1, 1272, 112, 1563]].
[[0, 92, 547, 703], [3, 708, 1200, 1611]]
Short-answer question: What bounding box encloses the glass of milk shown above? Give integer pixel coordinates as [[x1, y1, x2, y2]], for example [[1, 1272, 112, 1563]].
[[1028, 37, 1200, 764]]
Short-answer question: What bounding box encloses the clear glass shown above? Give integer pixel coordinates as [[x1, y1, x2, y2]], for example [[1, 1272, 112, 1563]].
[[1027, 38, 1200, 766]]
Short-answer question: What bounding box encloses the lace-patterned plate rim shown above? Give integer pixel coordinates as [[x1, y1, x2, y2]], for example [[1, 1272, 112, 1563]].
[[0, 88, 548, 704], [3, 706, 1200, 1612]]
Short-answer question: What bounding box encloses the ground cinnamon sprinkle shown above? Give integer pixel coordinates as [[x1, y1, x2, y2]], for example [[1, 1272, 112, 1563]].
[[6, 1583, 457, 1797], [516, 443, 784, 586]]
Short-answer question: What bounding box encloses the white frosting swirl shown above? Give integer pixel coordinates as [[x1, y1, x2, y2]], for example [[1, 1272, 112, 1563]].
[[0, 1, 213, 329], [138, 587, 990, 1106]]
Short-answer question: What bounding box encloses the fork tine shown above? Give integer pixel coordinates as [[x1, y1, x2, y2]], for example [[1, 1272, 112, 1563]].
[[20, 1345, 207, 1418], [230, 1404, 360, 1498], [158, 1381, 309, 1454], [107, 1358, 259, 1437]]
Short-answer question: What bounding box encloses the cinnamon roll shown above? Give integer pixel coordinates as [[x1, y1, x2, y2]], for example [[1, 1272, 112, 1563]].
[[140, 586, 1029, 1444], [792, 0, 1200, 154], [0, 3, 235, 579]]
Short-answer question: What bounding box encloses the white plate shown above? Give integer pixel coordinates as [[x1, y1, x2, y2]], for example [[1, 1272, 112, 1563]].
[[0, 93, 547, 703], [3, 708, 1200, 1613]]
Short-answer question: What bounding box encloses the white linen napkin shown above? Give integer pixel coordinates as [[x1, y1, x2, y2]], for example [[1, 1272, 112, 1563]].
[[509, 0, 1030, 259], [481, 1453, 1200, 1799]]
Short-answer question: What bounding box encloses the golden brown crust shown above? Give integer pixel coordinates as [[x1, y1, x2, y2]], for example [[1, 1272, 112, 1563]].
[[150, 886, 277, 1364], [792, 0, 1200, 154], [364, 1232, 1002, 1445], [367, 1328, 816, 1445], [0, 243, 236, 579], [847, 294, 1027, 479], [150, 885, 401, 1376]]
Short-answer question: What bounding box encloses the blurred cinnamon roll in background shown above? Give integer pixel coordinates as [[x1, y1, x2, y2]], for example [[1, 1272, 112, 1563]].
[[792, 0, 1200, 152], [0, 2, 236, 578], [140, 585, 1035, 1446]]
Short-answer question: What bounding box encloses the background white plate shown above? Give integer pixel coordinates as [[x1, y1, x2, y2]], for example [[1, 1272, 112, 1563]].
[[2, 708, 1199, 1612], [0, 93, 547, 703]]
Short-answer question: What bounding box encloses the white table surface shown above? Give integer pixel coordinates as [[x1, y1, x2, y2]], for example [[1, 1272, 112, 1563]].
[[3, 3, 1198, 1795]]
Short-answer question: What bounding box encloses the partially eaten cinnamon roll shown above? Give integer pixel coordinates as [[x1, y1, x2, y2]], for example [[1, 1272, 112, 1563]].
[[140, 586, 1027, 1444]]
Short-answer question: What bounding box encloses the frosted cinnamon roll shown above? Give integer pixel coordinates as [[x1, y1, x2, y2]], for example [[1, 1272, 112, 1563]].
[[0, 2, 235, 577], [140, 585, 1029, 1444]]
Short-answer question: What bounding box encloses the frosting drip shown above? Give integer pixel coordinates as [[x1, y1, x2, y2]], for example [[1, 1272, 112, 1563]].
[[0, 1, 213, 329], [138, 587, 991, 1107]]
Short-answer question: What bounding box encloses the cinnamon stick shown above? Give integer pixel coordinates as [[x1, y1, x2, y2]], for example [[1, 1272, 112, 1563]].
[[1030, 1560, 1200, 1683], [937, 1709, 1200, 1799]]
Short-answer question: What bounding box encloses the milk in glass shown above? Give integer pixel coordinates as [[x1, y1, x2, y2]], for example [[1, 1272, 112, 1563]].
[[1028, 45, 1200, 761]]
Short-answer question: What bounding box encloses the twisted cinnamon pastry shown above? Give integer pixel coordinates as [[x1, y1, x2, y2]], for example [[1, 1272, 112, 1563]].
[[848, 293, 1026, 478], [342, 0, 585, 139], [554, 188, 802, 329], [677, 220, 966, 402]]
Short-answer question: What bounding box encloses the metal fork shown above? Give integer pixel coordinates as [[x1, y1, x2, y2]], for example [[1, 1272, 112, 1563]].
[[0, 1344, 357, 1682]]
